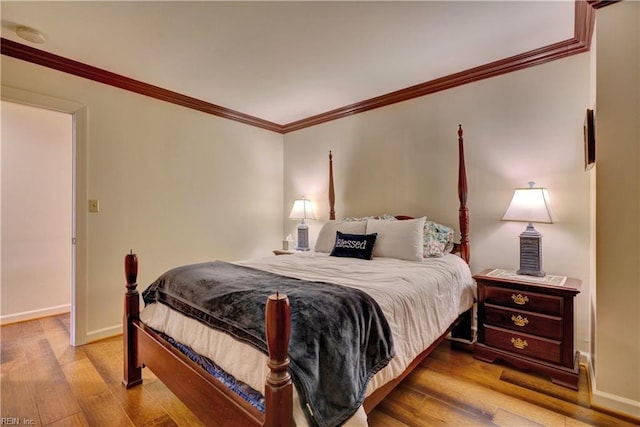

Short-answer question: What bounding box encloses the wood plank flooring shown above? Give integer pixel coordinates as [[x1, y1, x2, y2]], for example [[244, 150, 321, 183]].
[[1, 314, 637, 427]]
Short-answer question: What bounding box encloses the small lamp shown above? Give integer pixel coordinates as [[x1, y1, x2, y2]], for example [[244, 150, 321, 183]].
[[289, 198, 315, 251], [502, 182, 555, 277]]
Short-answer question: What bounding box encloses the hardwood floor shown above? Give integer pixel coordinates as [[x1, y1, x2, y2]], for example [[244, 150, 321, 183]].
[[1, 314, 637, 427]]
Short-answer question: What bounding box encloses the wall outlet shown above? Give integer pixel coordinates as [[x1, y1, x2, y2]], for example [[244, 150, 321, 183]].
[[88, 199, 99, 213]]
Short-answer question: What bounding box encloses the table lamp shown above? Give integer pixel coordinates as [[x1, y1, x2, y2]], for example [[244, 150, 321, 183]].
[[501, 182, 555, 277], [289, 198, 315, 251]]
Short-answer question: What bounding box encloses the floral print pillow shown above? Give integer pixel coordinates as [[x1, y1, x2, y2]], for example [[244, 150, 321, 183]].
[[423, 220, 455, 257]]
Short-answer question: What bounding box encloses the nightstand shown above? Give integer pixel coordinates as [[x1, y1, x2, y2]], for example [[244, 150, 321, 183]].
[[473, 268, 581, 389]]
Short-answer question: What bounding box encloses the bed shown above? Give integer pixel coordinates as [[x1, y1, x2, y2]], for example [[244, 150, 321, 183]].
[[123, 125, 474, 427]]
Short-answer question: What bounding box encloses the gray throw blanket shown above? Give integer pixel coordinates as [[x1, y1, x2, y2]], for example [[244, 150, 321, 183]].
[[142, 261, 394, 427]]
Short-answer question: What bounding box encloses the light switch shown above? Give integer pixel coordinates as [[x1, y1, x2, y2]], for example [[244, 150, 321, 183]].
[[89, 199, 99, 213]]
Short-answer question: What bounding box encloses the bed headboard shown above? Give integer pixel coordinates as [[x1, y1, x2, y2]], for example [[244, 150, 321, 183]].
[[326, 125, 470, 265]]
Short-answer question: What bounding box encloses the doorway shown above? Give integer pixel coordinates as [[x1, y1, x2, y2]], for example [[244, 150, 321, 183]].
[[1, 87, 88, 346], [1, 101, 72, 322]]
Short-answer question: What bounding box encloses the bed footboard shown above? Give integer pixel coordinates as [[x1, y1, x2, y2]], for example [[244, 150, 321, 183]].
[[122, 252, 293, 427]]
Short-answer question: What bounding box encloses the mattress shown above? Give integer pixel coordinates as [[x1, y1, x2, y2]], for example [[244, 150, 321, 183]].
[[140, 252, 475, 426]]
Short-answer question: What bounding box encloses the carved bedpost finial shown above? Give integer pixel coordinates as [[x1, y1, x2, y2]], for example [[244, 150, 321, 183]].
[[264, 293, 293, 426], [125, 250, 138, 288], [265, 293, 291, 382]]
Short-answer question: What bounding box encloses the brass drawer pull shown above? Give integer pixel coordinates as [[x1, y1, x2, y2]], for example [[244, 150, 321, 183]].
[[511, 294, 529, 305], [511, 314, 529, 327], [511, 337, 528, 350]]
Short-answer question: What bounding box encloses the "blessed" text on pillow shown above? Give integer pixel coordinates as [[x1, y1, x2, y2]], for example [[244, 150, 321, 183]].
[[335, 237, 369, 250]]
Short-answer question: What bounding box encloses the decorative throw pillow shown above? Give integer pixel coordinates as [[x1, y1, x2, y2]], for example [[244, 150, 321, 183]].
[[423, 220, 455, 257], [330, 232, 378, 260], [314, 220, 367, 253], [365, 217, 426, 261]]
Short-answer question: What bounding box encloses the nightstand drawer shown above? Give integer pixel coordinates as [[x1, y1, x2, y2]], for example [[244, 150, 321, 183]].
[[484, 304, 563, 340], [484, 285, 563, 315], [484, 325, 561, 364]]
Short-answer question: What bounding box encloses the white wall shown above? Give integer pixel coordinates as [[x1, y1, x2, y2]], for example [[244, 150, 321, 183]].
[[594, 1, 640, 417], [1, 101, 72, 323], [284, 53, 593, 358], [1, 56, 284, 342]]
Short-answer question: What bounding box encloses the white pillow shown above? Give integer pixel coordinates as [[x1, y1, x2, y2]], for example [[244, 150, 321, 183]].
[[365, 217, 426, 261], [314, 220, 367, 253]]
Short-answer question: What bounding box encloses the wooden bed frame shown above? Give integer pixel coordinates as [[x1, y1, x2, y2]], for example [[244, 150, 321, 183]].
[[123, 125, 472, 426]]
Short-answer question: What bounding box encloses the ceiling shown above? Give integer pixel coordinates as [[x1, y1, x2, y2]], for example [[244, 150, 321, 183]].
[[1, 1, 576, 126]]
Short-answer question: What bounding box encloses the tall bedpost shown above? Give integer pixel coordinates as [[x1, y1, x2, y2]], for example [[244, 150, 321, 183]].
[[451, 125, 473, 343], [264, 293, 293, 427], [329, 151, 336, 220], [457, 125, 470, 264], [123, 251, 143, 388]]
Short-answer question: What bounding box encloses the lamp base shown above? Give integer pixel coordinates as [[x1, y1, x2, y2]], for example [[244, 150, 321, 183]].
[[517, 267, 545, 277], [518, 224, 544, 277], [295, 222, 310, 251]]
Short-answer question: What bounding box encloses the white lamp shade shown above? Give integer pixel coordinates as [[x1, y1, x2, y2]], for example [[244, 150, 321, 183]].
[[288, 198, 315, 220], [502, 185, 555, 224]]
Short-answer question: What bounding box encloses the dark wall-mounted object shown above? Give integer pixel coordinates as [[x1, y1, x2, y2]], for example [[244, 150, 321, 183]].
[[584, 108, 595, 170]]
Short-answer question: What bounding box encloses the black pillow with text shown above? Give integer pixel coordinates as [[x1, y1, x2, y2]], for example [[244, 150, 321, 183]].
[[330, 231, 378, 260]]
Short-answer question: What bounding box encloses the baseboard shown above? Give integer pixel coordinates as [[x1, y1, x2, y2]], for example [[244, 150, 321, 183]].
[[0, 304, 70, 325], [591, 388, 640, 420], [587, 357, 640, 421], [86, 323, 123, 343]]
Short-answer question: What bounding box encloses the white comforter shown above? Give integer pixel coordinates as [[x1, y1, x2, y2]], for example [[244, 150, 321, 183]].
[[140, 252, 475, 426]]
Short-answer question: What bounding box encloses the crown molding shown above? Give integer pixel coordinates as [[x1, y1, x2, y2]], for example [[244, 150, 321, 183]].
[[281, 0, 596, 133], [0, 38, 283, 133], [1, 0, 597, 135]]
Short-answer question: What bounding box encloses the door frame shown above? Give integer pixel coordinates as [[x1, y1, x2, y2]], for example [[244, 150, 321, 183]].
[[2, 86, 88, 346]]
